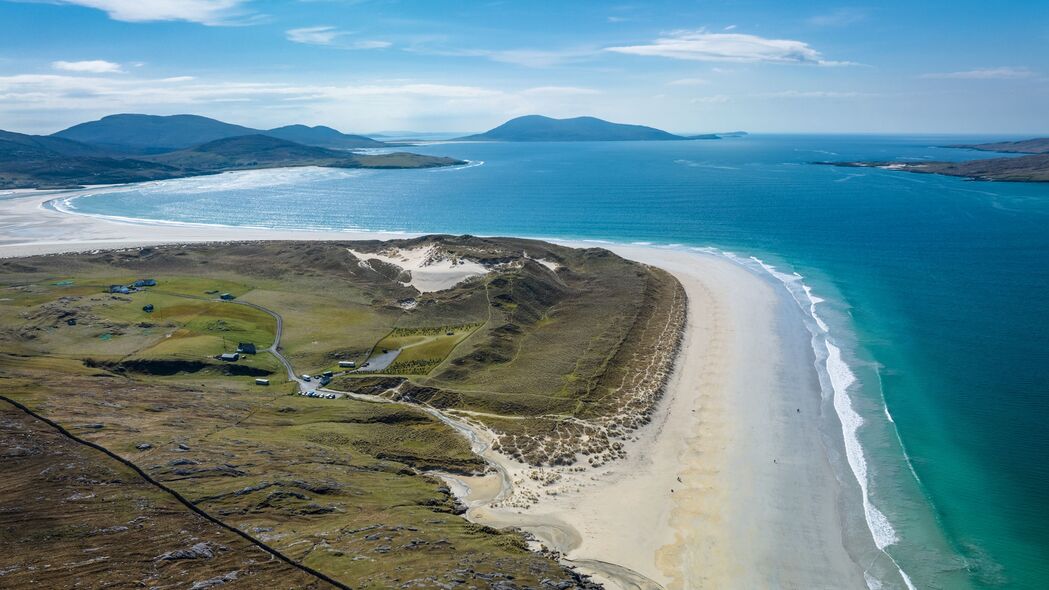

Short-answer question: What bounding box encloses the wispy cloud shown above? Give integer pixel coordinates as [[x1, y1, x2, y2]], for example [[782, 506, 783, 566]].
[[285, 26, 391, 49], [521, 86, 600, 96], [753, 90, 872, 98], [48, 0, 253, 26], [0, 71, 615, 133], [690, 95, 730, 104], [920, 67, 1036, 80], [606, 31, 850, 66], [807, 8, 868, 28], [667, 78, 708, 86], [286, 26, 345, 45], [51, 59, 124, 74], [410, 46, 595, 68]]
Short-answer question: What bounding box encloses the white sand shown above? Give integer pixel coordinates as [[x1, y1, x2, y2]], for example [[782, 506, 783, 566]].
[[0, 190, 869, 589], [346, 245, 489, 293]]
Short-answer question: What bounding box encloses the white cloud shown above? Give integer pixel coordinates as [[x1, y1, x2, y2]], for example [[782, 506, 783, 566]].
[[723, 24, 737, 31], [667, 78, 708, 86], [286, 26, 390, 49], [51, 60, 124, 73], [921, 67, 1036, 80], [352, 40, 392, 49], [286, 26, 345, 46], [50, 0, 251, 25], [607, 31, 849, 66], [0, 72, 615, 134]]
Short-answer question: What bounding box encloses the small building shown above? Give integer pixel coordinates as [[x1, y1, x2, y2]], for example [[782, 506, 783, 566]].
[[132, 279, 157, 288], [255, 378, 270, 386], [237, 342, 257, 355], [322, 370, 333, 378], [109, 285, 130, 294], [301, 374, 311, 382], [219, 293, 236, 300], [142, 304, 154, 313], [218, 352, 240, 362], [319, 375, 332, 386], [338, 360, 356, 368]]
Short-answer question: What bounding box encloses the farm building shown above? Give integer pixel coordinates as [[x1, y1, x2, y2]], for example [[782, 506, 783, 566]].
[[218, 352, 240, 362], [255, 378, 270, 386], [108, 285, 130, 294], [237, 342, 257, 354]]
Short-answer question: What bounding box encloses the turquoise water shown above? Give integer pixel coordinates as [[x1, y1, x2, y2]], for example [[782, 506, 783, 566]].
[[63, 136, 1049, 589]]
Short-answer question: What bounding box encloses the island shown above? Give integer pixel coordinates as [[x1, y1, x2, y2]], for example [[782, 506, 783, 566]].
[[820, 137, 1049, 183], [0, 117, 464, 189], [459, 114, 724, 142]]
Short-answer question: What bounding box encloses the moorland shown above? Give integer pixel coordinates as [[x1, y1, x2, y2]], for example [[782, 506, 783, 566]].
[[0, 236, 684, 589]]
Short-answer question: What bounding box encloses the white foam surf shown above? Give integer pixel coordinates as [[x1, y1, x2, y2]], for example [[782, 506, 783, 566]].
[[696, 247, 915, 590]]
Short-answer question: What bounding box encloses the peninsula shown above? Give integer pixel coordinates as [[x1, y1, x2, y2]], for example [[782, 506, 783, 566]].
[[0, 119, 463, 189], [822, 137, 1049, 183]]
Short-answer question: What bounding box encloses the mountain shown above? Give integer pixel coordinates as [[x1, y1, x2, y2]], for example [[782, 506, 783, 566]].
[[264, 124, 384, 149], [53, 114, 385, 153], [947, 138, 1049, 154], [459, 115, 702, 142], [0, 129, 180, 189], [0, 129, 463, 189]]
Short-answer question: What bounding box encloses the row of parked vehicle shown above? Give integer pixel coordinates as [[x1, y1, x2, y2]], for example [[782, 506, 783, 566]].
[[300, 390, 337, 399]]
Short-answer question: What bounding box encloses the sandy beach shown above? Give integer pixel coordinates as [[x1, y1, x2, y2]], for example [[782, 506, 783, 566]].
[[0, 190, 872, 589]]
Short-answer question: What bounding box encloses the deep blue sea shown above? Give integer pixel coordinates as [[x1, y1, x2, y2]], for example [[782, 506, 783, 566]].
[[60, 135, 1049, 589]]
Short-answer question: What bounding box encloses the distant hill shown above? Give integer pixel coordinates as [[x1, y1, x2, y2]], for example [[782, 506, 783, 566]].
[[53, 114, 385, 153], [0, 129, 180, 188], [459, 115, 710, 142], [259, 124, 384, 149], [947, 138, 1049, 154], [1, 128, 463, 189]]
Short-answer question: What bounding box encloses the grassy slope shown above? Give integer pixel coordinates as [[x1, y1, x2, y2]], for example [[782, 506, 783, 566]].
[[0, 401, 333, 590], [0, 238, 660, 588]]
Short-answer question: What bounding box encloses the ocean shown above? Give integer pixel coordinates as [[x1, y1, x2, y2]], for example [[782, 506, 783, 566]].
[[57, 135, 1049, 589]]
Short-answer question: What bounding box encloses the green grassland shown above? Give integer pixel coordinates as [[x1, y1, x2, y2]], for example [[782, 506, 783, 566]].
[[0, 237, 681, 587]]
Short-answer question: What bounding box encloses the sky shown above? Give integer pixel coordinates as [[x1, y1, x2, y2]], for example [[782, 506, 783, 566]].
[[1, 0, 1048, 135]]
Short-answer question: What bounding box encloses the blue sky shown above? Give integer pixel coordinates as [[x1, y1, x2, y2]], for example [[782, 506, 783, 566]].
[[1, 0, 1047, 135]]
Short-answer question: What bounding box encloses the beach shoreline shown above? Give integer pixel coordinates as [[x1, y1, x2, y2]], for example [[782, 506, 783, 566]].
[[0, 189, 886, 589]]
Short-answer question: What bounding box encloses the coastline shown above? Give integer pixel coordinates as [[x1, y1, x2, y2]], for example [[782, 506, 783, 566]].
[[0, 189, 895, 589]]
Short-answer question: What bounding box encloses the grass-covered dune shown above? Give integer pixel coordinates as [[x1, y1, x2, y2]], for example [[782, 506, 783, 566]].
[[0, 236, 683, 589]]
